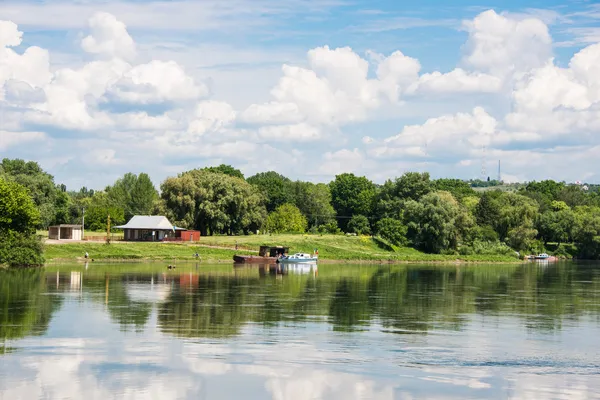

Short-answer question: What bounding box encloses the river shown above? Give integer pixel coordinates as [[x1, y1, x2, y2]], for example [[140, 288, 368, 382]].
[[0, 262, 599, 399]]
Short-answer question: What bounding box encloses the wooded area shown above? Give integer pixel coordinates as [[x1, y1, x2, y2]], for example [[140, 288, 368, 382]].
[[2, 157, 600, 266]]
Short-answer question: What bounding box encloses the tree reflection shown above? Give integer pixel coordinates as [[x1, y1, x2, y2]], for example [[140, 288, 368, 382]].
[[0, 269, 63, 342], [3, 263, 600, 343]]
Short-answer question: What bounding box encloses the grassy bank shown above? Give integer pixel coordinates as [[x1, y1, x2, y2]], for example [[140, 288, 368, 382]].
[[43, 234, 520, 264]]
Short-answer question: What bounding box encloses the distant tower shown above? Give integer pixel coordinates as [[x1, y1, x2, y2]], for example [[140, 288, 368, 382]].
[[497, 160, 501, 182], [480, 145, 487, 181]]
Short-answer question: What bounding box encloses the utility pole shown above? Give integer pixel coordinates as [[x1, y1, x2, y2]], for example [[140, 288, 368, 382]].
[[106, 214, 111, 245]]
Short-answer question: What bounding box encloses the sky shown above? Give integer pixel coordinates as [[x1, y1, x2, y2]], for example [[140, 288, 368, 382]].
[[1, 0, 600, 190]]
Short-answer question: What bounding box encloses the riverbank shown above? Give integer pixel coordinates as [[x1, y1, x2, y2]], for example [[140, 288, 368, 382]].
[[43, 234, 520, 264]]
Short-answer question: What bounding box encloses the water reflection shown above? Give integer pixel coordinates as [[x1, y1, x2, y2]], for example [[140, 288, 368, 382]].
[[0, 262, 599, 399]]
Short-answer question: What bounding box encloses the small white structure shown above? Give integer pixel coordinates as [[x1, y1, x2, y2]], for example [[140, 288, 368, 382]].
[[48, 224, 83, 240]]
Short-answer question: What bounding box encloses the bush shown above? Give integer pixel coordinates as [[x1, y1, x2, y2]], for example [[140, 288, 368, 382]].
[[374, 218, 407, 246], [0, 232, 45, 267], [317, 221, 342, 234], [459, 240, 518, 258], [347, 215, 371, 235]]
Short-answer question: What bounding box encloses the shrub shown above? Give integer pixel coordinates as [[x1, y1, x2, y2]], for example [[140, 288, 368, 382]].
[[374, 218, 407, 246], [347, 215, 371, 235]]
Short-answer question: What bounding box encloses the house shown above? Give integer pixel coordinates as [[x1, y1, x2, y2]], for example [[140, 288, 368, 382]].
[[48, 224, 83, 240], [115, 216, 177, 241], [115, 216, 200, 242]]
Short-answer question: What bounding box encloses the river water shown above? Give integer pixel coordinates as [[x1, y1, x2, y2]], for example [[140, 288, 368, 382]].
[[0, 262, 599, 399]]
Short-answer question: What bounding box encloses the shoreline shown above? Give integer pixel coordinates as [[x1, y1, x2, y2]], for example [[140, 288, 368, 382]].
[[43, 256, 524, 265]]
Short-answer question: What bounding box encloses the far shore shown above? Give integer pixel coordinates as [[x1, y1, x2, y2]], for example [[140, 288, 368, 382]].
[[41, 234, 525, 265]]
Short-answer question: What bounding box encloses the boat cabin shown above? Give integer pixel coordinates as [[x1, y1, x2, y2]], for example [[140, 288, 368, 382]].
[[259, 246, 289, 257]]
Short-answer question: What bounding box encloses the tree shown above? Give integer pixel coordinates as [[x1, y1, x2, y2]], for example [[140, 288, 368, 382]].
[[202, 164, 244, 180], [506, 225, 538, 253], [347, 215, 371, 235], [374, 172, 432, 220], [106, 173, 158, 220], [572, 207, 600, 259], [432, 179, 476, 200], [494, 193, 539, 240], [161, 169, 266, 236], [374, 218, 407, 246], [264, 204, 308, 234], [403, 191, 474, 253], [536, 210, 575, 245], [475, 191, 502, 227], [329, 173, 376, 231], [0, 178, 44, 267], [84, 192, 126, 231], [558, 185, 590, 208], [291, 182, 336, 228], [247, 171, 294, 212]]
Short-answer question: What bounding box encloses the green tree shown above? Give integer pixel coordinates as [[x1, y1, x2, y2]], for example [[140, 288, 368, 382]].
[[161, 169, 266, 236], [264, 203, 308, 234], [374, 218, 407, 246], [202, 164, 244, 180], [475, 191, 502, 227], [494, 193, 539, 240], [347, 215, 371, 235], [375, 172, 432, 220], [536, 210, 575, 245], [247, 171, 294, 212], [572, 207, 600, 259], [84, 192, 126, 231], [329, 173, 376, 231], [0, 178, 44, 267], [106, 172, 158, 220], [404, 191, 474, 253], [0, 158, 60, 228], [433, 178, 476, 200], [506, 225, 538, 253], [292, 182, 336, 228]]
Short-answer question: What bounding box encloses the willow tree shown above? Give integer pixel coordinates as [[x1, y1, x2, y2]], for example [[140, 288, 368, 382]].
[[160, 169, 266, 236]]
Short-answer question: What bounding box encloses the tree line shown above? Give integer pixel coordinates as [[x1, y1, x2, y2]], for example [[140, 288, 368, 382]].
[[3, 157, 600, 266]]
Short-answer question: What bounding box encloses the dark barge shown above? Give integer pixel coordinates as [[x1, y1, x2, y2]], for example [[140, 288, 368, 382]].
[[233, 246, 289, 264]]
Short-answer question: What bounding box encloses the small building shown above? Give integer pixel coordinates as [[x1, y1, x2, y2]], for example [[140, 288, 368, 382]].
[[115, 216, 177, 241], [174, 229, 201, 242], [48, 224, 83, 240], [115, 216, 200, 242]]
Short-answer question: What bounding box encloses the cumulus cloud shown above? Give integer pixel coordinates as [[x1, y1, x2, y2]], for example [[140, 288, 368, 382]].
[[81, 12, 136, 60], [371, 107, 497, 160], [241, 46, 421, 141]]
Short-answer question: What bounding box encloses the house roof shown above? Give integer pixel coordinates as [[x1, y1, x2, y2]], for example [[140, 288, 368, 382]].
[[49, 224, 82, 228], [114, 216, 175, 231]]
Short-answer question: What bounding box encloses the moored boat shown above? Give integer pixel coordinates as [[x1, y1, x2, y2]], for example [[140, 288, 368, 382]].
[[277, 252, 318, 264], [233, 245, 289, 264]]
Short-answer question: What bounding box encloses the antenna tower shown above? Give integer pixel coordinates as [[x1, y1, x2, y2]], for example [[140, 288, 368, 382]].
[[497, 160, 501, 182]]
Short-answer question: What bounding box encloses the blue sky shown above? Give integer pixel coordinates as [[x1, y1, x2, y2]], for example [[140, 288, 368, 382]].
[[1, 0, 600, 190]]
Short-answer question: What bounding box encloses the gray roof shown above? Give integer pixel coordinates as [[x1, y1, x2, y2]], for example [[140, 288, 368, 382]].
[[114, 216, 174, 231]]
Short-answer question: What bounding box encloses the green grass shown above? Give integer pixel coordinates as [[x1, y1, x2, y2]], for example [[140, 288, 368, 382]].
[[43, 234, 520, 263], [44, 242, 251, 263]]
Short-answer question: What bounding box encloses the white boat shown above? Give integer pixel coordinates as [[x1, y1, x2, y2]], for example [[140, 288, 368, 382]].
[[277, 252, 318, 264]]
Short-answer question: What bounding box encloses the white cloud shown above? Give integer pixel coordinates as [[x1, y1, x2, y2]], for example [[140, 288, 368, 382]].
[[371, 107, 497, 159], [409, 69, 502, 94], [81, 12, 136, 60], [257, 123, 322, 142], [104, 60, 209, 105], [240, 102, 303, 125], [505, 42, 600, 137], [461, 9, 552, 79], [0, 130, 46, 150]]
